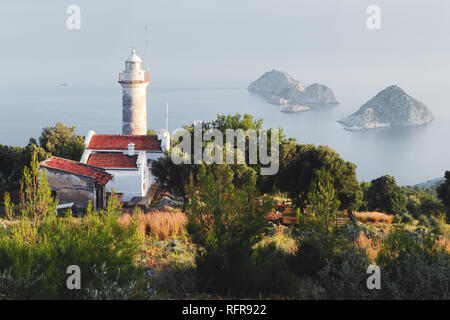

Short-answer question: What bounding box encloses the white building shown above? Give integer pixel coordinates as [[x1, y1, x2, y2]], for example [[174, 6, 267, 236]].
[[80, 132, 169, 202], [80, 49, 170, 202]]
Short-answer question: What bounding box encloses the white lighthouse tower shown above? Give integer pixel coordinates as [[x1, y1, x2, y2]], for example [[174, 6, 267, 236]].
[[119, 48, 150, 135]]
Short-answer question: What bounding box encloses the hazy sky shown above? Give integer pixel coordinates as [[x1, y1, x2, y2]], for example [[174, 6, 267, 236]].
[[1, 0, 449, 93]]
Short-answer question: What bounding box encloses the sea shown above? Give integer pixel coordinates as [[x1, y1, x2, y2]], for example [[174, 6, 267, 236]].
[[1, 84, 449, 186]]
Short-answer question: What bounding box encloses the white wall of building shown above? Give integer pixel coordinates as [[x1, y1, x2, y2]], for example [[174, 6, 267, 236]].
[[105, 163, 150, 202]]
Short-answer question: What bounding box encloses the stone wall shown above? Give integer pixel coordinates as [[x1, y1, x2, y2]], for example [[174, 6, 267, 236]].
[[45, 169, 96, 210]]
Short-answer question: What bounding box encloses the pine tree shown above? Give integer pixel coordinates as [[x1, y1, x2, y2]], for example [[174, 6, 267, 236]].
[[306, 169, 341, 241], [18, 152, 57, 221]]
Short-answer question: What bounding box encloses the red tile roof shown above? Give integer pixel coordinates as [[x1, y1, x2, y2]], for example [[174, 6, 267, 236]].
[[87, 153, 138, 169], [88, 134, 162, 151], [41, 157, 112, 185]]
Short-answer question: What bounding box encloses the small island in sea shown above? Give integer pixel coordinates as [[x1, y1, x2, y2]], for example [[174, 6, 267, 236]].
[[248, 70, 339, 112], [280, 105, 310, 113], [338, 85, 433, 131]]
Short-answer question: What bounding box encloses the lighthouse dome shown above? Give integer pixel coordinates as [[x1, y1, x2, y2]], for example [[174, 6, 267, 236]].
[[127, 48, 142, 62]]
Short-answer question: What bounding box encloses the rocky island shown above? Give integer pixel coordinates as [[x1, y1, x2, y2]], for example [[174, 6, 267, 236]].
[[338, 85, 433, 131], [248, 70, 338, 112]]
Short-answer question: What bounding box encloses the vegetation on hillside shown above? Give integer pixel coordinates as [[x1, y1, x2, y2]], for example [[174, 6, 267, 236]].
[[0, 122, 84, 193], [0, 114, 449, 300], [0, 155, 142, 299]]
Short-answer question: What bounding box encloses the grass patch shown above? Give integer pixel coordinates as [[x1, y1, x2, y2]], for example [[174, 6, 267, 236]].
[[355, 211, 394, 224], [119, 210, 187, 240]]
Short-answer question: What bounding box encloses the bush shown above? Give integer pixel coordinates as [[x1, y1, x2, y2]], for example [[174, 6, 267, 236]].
[[288, 229, 348, 278], [196, 243, 299, 296], [83, 263, 139, 300], [406, 188, 445, 219], [150, 263, 197, 298], [297, 226, 450, 300], [185, 165, 299, 295], [418, 214, 431, 228], [395, 212, 414, 224], [381, 251, 450, 299], [0, 197, 143, 299], [289, 237, 331, 278], [299, 247, 378, 300], [429, 215, 446, 235], [339, 223, 362, 242], [376, 226, 450, 299], [0, 269, 43, 300], [248, 244, 299, 295]]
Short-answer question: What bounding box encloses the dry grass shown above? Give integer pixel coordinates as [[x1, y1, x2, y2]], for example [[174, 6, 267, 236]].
[[354, 211, 394, 224], [354, 233, 383, 261], [437, 237, 450, 253], [258, 225, 298, 254], [355, 231, 450, 262], [119, 210, 188, 240]]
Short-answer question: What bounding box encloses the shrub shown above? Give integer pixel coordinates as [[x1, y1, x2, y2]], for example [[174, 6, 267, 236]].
[[289, 237, 330, 278], [150, 263, 197, 298], [381, 251, 450, 299], [377, 226, 438, 268], [376, 226, 450, 299], [429, 215, 446, 235], [339, 223, 361, 242], [299, 247, 378, 300], [418, 214, 431, 228], [83, 263, 140, 300], [248, 243, 299, 296], [259, 224, 298, 255], [0, 195, 143, 299], [299, 227, 450, 300], [395, 212, 414, 224], [406, 188, 445, 219], [295, 223, 450, 299], [185, 164, 298, 295], [288, 229, 348, 278], [0, 269, 43, 300]]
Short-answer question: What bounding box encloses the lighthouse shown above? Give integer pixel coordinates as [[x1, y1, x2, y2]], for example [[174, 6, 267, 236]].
[[118, 48, 150, 135]]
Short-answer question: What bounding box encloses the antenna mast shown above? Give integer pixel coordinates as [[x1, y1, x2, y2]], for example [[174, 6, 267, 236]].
[[144, 25, 150, 72], [165, 100, 169, 132]]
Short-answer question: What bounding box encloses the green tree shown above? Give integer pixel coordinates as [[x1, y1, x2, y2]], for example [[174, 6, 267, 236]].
[[405, 187, 445, 219], [185, 164, 286, 294], [151, 153, 194, 204], [305, 169, 341, 240], [207, 113, 263, 132], [437, 171, 450, 221], [0, 140, 49, 192], [276, 143, 362, 211], [38, 122, 85, 161], [151, 113, 264, 203], [365, 175, 407, 215], [359, 181, 371, 211], [0, 191, 142, 299], [18, 152, 57, 221]]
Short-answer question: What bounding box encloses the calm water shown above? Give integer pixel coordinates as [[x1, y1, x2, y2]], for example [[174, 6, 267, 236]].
[[1, 84, 449, 186]]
